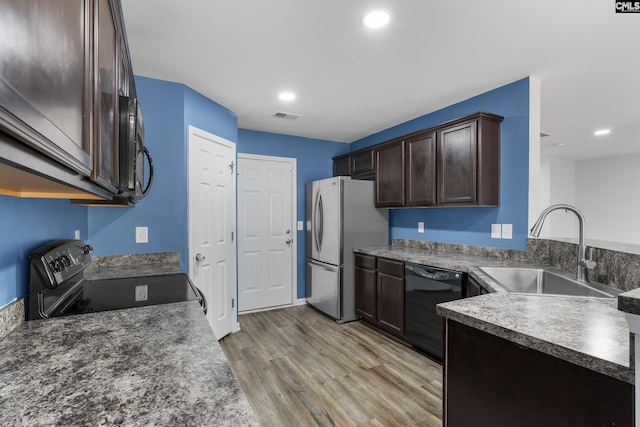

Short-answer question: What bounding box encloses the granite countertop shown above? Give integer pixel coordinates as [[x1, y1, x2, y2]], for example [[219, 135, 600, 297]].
[[618, 288, 640, 316], [0, 301, 258, 426], [84, 252, 184, 280], [355, 245, 633, 384]]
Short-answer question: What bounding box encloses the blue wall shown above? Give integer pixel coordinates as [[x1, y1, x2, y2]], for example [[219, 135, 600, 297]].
[[351, 77, 530, 250], [0, 197, 87, 307], [237, 129, 348, 299], [88, 76, 238, 271], [0, 75, 530, 310]]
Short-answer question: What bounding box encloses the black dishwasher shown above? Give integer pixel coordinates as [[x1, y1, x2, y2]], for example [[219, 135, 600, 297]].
[[405, 262, 462, 361]]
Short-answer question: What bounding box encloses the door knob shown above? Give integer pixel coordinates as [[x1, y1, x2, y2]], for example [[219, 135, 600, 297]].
[[195, 253, 206, 261], [285, 239, 293, 245]]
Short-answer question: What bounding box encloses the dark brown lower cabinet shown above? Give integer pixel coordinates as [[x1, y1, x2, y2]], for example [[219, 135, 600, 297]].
[[355, 254, 405, 339], [376, 258, 404, 336], [444, 319, 633, 427]]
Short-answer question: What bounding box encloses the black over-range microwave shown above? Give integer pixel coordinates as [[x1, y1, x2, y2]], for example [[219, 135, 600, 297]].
[[118, 96, 153, 202]]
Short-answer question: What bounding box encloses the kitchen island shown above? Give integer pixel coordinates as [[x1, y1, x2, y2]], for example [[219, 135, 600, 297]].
[[0, 301, 258, 426]]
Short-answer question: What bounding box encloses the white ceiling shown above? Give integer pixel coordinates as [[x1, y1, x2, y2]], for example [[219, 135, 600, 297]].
[[121, 0, 639, 161]]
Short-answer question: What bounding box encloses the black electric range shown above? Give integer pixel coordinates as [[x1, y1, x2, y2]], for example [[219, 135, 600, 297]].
[[27, 239, 206, 321]]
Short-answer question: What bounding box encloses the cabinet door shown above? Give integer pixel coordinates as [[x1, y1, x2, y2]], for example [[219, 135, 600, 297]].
[[405, 132, 436, 206], [333, 155, 351, 177], [355, 266, 377, 323], [92, 0, 120, 192], [0, 0, 93, 176], [351, 148, 375, 179], [445, 320, 633, 427], [377, 272, 404, 337], [375, 139, 405, 207], [437, 120, 477, 205]]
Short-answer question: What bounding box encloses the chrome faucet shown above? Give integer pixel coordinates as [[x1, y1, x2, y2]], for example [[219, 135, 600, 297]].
[[530, 204, 597, 282]]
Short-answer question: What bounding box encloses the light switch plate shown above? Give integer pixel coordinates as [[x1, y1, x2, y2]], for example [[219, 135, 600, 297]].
[[418, 221, 425, 233], [297, 220, 304, 231], [136, 226, 148, 243], [502, 224, 513, 239], [491, 224, 502, 239]]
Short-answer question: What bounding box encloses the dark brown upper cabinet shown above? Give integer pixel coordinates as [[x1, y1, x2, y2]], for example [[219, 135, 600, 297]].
[[93, 0, 121, 193], [350, 148, 375, 179], [0, 0, 93, 177], [405, 131, 436, 206], [372, 112, 502, 208], [375, 139, 405, 207], [332, 146, 376, 179], [333, 154, 351, 177], [0, 0, 137, 201], [437, 113, 502, 206]]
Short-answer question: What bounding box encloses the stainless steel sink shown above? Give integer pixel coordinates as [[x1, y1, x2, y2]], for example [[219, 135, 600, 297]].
[[478, 266, 621, 298]]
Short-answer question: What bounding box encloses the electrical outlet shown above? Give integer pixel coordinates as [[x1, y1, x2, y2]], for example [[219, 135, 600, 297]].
[[502, 224, 513, 239], [297, 220, 304, 231], [135, 285, 148, 301], [418, 221, 425, 233], [491, 224, 502, 239], [74, 230, 80, 240], [136, 226, 148, 243]]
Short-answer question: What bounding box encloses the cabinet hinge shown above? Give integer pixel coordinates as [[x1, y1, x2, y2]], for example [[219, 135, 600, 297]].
[[232, 298, 235, 308]]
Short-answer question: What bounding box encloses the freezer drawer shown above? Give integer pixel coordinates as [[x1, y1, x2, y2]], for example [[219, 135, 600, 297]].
[[306, 258, 342, 320]]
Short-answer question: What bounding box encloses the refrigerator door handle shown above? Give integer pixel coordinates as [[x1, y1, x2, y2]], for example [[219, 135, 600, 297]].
[[318, 193, 324, 251], [314, 191, 321, 252]]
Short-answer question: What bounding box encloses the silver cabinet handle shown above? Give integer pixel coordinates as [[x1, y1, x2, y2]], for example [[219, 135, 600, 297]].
[[195, 253, 206, 261]]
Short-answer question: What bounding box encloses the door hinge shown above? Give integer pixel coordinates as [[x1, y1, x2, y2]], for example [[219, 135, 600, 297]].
[[231, 298, 235, 308], [231, 231, 234, 242]]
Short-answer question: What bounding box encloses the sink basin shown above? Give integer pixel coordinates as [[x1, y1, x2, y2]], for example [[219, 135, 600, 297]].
[[478, 266, 621, 298]]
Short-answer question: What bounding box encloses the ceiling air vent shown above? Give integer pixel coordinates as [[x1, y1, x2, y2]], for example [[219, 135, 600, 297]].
[[274, 111, 301, 120]]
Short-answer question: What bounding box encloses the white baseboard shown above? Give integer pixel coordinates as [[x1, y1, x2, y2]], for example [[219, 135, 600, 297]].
[[294, 298, 306, 306]]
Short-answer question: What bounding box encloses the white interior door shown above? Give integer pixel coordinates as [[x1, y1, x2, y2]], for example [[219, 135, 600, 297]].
[[188, 125, 236, 339], [238, 154, 296, 312]]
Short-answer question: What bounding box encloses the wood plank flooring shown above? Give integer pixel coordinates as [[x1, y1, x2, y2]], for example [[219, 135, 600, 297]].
[[219, 305, 443, 427]]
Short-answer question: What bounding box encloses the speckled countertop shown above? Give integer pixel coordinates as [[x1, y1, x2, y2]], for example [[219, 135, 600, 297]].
[[618, 288, 640, 316], [355, 245, 633, 384], [0, 301, 258, 426], [84, 252, 184, 280]]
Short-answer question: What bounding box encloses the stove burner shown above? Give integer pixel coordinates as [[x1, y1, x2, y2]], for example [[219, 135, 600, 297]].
[[27, 240, 205, 320]]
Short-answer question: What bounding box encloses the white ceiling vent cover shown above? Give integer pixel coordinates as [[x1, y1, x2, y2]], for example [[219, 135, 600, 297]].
[[274, 111, 301, 120]]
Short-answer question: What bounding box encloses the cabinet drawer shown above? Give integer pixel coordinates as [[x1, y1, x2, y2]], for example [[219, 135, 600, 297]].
[[355, 253, 376, 270], [377, 258, 404, 277]]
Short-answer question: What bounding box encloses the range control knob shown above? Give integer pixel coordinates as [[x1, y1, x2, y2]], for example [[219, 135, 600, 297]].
[[61, 255, 71, 268], [50, 258, 65, 273], [81, 245, 93, 255]]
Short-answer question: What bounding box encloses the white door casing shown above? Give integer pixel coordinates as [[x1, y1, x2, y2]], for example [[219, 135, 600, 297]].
[[188, 125, 237, 339], [237, 154, 296, 312]]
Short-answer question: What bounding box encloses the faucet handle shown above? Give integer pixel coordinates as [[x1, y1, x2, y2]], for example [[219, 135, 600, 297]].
[[580, 259, 597, 270]]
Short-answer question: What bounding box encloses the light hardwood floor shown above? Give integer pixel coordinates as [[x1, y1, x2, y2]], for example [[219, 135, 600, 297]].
[[219, 305, 443, 427]]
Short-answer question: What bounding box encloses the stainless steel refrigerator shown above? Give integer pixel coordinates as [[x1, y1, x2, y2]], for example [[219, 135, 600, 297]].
[[306, 176, 389, 323]]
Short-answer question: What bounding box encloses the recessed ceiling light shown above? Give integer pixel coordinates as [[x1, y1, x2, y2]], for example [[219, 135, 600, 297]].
[[594, 129, 611, 136], [362, 10, 391, 29], [278, 92, 296, 101]]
